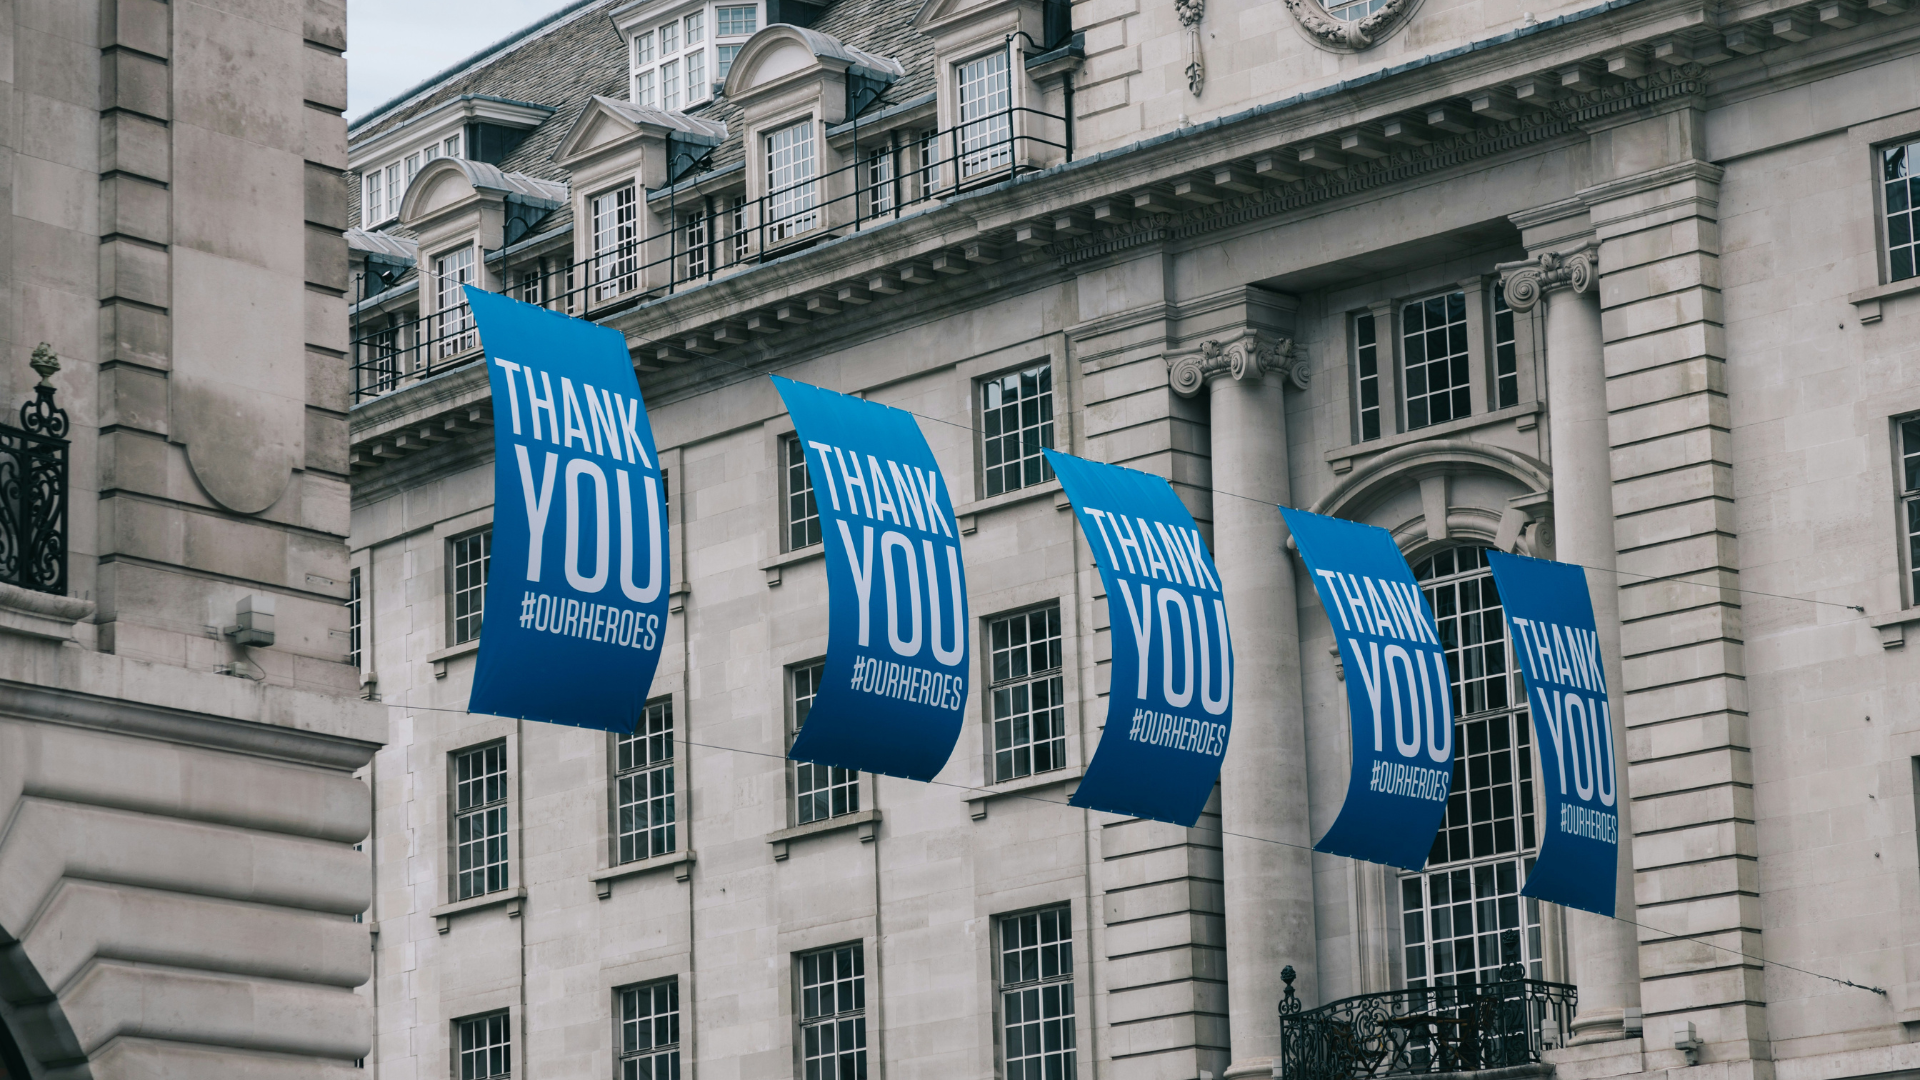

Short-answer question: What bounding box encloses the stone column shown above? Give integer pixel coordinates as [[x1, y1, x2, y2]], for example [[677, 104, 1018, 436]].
[[1168, 328, 1315, 1079], [1500, 246, 1643, 1042]]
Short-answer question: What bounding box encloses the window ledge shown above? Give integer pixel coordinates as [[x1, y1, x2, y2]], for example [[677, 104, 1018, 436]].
[[761, 544, 824, 587], [1848, 277, 1920, 324], [1868, 609, 1920, 648], [953, 479, 1069, 535], [671, 580, 690, 612], [590, 849, 695, 896], [768, 808, 881, 860], [431, 886, 525, 933], [964, 766, 1084, 821], [1326, 402, 1543, 474], [428, 637, 480, 678]]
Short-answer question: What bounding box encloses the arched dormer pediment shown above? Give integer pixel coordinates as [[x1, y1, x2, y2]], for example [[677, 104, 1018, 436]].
[[397, 157, 568, 227], [1305, 439, 1553, 560], [721, 25, 903, 102]]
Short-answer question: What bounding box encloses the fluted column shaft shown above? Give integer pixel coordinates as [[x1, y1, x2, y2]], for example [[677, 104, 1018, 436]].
[[1174, 332, 1315, 1079], [1505, 249, 1642, 1041]]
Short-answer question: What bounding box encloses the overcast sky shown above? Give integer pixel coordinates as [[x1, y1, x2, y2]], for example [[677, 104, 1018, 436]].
[[347, 0, 587, 120]]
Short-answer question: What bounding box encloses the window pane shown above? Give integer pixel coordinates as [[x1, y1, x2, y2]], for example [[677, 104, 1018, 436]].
[[981, 364, 1055, 496], [1002, 907, 1075, 1080], [958, 51, 1012, 177], [768, 121, 819, 240], [1403, 291, 1471, 429], [616, 700, 677, 863], [989, 604, 1067, 782]]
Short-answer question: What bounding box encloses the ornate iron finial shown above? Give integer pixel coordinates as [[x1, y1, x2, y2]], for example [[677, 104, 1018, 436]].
[[1497, 928, 1523, 981], [1279, 964, 1301, 1015], [21, 344, 68, 439]]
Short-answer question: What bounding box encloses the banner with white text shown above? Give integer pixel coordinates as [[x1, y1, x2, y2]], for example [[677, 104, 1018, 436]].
[[466, 286, 670, 732], [1284, 507, 1453, 870], [1051, 450, 1233, 827], [1485, 550, 1619, 917], [772, 376, 969, 782]]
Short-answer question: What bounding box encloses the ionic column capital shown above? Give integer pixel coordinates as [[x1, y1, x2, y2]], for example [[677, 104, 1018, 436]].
[[1166, 330, 1307, 398], [1496, 241, 1599, 314]]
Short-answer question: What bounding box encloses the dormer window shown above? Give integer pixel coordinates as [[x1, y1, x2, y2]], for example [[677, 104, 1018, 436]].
[[957, 51, 1012, 178], [766, 120, 819, 241], [627, 2, 762, 111]]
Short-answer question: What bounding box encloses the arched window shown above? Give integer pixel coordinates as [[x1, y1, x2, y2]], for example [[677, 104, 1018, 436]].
[[1399, 545, 1545, 988]]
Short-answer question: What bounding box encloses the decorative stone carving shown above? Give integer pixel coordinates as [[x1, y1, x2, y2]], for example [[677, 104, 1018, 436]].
[[1166, 332, 1307, 397], [1177, 0, 1205, 95], [1284, 0, 1419, 52], [1497, 242, 1598, 313]]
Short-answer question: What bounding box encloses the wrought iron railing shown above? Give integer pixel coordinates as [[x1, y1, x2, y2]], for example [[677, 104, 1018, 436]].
[[1278, 945, 1575, 1080], [347, 81, 1072, 403], [0, 345, 70, 595]]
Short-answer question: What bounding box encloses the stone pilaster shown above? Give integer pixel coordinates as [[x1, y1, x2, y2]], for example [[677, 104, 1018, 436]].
[[1583, 155, 1767, 1067], [1501, 242, 1644, 1045], [1167, 308, 1313, 1080]]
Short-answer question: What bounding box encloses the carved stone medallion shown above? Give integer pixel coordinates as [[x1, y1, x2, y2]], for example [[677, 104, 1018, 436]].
[[1284, 0, 1421, 52]]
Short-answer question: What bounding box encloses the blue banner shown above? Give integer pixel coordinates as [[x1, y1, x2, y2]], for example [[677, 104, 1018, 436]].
[[1484, 550, 1619, 917], [465, 286, 670, 732], [771, 376, 968, 781], [1284, 508, 1452, 871], [1049, 450, 1232, 827]]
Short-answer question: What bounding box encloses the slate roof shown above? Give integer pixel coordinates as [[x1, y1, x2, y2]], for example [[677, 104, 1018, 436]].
[[347, 0, 936, 232]]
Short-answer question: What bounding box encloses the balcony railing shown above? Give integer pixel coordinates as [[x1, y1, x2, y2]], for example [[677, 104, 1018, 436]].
[[347, 89, 1072, 403], [1279, 945, 1575, 1080], [0, 345, 70, 595]]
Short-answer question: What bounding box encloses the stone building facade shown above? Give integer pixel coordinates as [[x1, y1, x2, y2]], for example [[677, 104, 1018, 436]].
[[0, 0, 383, 1077], [345, 0, 1920, 1075]]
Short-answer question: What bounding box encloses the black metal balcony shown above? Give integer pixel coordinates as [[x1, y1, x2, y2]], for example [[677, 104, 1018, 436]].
[[0, 345, 70, 595], [1279, 938, 1575, 1080]]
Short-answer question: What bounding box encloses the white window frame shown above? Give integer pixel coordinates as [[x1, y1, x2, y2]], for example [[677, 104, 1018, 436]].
[[1401, 289, 1472, 431], [790, 660, 857, 824], [591, 183, 640, 302], [433, 245, 478, 358], [798, 944, 867, 1080], [1884, 139, 1919, 284], [986, 603, 1067, 783], [662, 57, 683, 110], [453, 741, 510, 902], [364, 168, 384, 223], [1899, 415, 1920, 605], [615, 699, 678, 864], [619, 978, 681, 1079], [783, 435, 821, 551], [998, 905, 1076, 1080], [766, 119, 819, 241], [456, 1010, 512, 1079], [449, 525, 491, 644], [956, 49, 1013, 178], [979, 361, 1056, 497]]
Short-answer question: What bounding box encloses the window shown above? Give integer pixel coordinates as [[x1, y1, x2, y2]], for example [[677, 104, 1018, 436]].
[[957, 51, 1012, 178], [717, 5, 757, 34], [592, 185, 640, 301], [662, 58, 682, 110], [518, 266, 544, 306], [1403, 290, 1470, 430], [1493, 284, 1519, 411], [1902, 417, 1920, 603], [685, 212, 709, 279], [445, 132, 463, 158], [385, 163, 402, 212], [981, 364, 1055, 497], [620, 979, 681, 1080], [616, 699, 677, 863], [405, 151, 421, 186], [660, 19, 679, 54], [1355, 311, 1381, 441], [767, 121, 819, 241], [731, 197, 752, 264], [425, 143, 441, 164], [718, 44, 742, 79], [457, 1012, 512, 1079], [454, 743, 510, 901], [865, 148, 895, 216], [451, 527, 491, 645], [347, 567, 362, 668], [434, 246, 478, 357], [636, 69, 658, 108], [687, 49, 707, 102], [785, 436, 822, 549], [364, 169, 384, 223], [1401, 546, 1542, 990], [1000, 906, 1075, 1080], [633, 30, 658, 105], [988, 604, 1066, 782], [635, 30, 656, 65], [1887, 141, 1919, 282], [799, 945, 867, 1080], [792, 661, 857, 823], [1325, 0, 1389, 17], [684, 11, 704, 44]]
